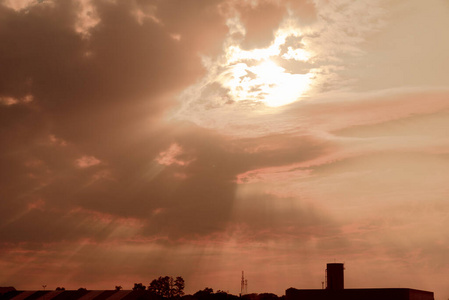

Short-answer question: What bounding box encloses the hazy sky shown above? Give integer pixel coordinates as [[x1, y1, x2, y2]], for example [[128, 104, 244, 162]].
[[1, 0, 449, 298]]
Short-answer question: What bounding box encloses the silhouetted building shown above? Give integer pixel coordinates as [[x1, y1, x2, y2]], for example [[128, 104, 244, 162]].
[[0, 290, 164, 300], [286, 263, 434, 300], [0, 290, 240, 300], [286, 288, 434, 300], [0, 288, 16, 296], [325, 263, 344, 290]]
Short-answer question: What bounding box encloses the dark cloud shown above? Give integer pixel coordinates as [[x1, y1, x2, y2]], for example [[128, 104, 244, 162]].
[[0, 0, 229, 237], [20, 123, 331, 242], [0, 105, 333, 245], [0, 0, 226, 157]]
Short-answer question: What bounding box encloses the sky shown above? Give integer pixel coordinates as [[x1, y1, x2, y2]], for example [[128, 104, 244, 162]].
[[1, 0, 449, 298]]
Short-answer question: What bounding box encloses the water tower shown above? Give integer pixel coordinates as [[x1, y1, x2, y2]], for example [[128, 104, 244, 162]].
[[326, 263, 344, 290]]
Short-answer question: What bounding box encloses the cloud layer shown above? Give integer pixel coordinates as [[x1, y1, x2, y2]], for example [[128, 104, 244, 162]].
[[1, 0, 449, 299]]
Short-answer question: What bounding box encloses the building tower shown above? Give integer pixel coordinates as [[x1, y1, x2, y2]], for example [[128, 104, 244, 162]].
[[326, 263, 344, 290]]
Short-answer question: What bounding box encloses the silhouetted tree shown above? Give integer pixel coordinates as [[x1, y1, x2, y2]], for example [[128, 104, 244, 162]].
[[181, 295, 196, 300], [192, 289, 239, 300], [174, 277, 185, 297], [55, 287, 65, 291], [259, 293, 278, 300], [148, 277, 166, 296], [194, 288, 214, 299], [133, 283, 146, 291], [242, 293, 259, 300], [115, 286, 122, 291], [148, 276, 185, 297], [78, 288, 87, 291], [215, 291, 235, 300]]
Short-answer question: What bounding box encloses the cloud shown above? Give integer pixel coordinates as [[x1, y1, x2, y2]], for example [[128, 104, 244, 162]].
[[0, 96, 19, 106], [172, 0, 388, 123], [49, 134, 67, 146], [0, 0, 231, 232], [0, 95, 33, 106], [1, 0, 44, 12], [74, 0, 100, 38], [156, 143, 191, 166], [75, 155, 101, 168]]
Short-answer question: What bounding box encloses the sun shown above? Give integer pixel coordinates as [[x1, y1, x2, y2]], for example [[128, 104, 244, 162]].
[[216, 18, 313, 107], [223, 59, 311, 107]]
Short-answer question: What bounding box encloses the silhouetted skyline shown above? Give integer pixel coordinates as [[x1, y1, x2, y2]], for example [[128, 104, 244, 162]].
[[0, 264, 435, 300]]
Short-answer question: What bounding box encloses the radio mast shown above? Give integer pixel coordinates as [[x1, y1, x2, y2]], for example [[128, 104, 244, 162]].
[[240, 271, 248, 296]]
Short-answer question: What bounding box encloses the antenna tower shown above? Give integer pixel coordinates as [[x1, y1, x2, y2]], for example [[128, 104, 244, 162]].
[[240, 271, 245, 296]]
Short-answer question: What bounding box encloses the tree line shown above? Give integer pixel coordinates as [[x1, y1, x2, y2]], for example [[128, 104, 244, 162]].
[[132, 276, 185, 297], [129, 278, 283, 300], [11, 276, 283, 300]]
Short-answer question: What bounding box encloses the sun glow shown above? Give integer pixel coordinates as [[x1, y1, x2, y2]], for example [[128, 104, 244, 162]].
[[175, 16, 315, 115], [222, 60, 311, 107], [217, 17, 313, 107]]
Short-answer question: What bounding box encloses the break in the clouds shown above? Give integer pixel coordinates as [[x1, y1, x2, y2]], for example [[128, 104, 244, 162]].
[[1, 0, 449, 299]]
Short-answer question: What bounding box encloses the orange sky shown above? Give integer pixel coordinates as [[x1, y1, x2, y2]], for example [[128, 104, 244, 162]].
[[1, 0, 449, 299]]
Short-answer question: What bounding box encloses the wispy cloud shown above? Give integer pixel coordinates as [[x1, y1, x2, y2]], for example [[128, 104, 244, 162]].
[[75, 156, 101, 168]]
